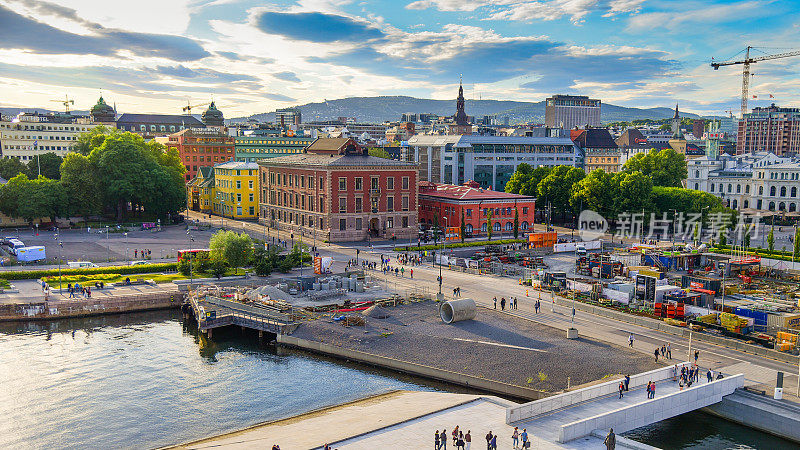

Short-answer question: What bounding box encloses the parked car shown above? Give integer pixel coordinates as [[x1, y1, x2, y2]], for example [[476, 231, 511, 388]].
[[129, 260, 150, 266]]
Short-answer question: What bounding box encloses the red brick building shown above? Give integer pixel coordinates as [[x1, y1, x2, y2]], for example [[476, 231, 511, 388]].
[[418, 181, 536, 237], [258, 138, 419, 242], [737, 104, 800, 156], [164, 128, 235, 181]]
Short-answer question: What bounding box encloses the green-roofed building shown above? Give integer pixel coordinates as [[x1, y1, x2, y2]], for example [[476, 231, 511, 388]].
[[234, 135, 315, 162]]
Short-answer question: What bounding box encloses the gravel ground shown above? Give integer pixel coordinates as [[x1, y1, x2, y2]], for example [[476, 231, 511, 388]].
[[291, 300, 660, 392]]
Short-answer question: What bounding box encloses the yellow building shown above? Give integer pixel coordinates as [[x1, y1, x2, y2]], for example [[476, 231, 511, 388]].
[[187, 166, 215, 213], [212, 161, 259, 219]]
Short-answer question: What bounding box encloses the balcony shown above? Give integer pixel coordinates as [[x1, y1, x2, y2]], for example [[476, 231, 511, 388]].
[[370, 188, 381, 196]]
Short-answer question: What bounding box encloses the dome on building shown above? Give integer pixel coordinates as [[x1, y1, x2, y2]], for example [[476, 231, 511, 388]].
[[90, 96, 115, 123], [202, 101, 224, 127]]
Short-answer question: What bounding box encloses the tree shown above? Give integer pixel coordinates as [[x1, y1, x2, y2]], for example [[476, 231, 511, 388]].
[[537, 166, 585, 219], [513, 207, 519, 239], [621, 148, 687, 187], [570, 169, 618, 219], [486, 209, 493, 240], [460, 209, 466, 243], [210, 258, 228, 279], [368, 148, 390, 159], [744, 224, 751, 249], [768, 226, 775, 254], [209, 230, 253, 274], [0, 174, 68, 224], [26, 152, 62, 180], [74, 125, 113, 155], [505, 163, 551, 197], [0, 158, 27, 180], [793, 227, 800, 261], [251, 246, 278, 276], [60, 153, 101, 222], [613, 171, 653, 214]]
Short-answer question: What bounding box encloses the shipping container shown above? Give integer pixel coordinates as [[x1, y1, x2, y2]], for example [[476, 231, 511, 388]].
[[680, 275, 722, 295]]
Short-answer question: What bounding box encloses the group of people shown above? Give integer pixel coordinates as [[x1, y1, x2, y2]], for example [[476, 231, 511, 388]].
[[396, 253, 422, 265], [433, 426, 530, 450], [66, 283, 91, 298], [653, 342, 673, 362], [492, 296, 523, 311], [133, 248, 152, 260]]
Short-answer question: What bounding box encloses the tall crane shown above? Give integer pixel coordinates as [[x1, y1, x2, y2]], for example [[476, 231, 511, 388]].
[[182, 101, 209, 115], [50, 95, 75, 114], [711, 46, 800, 118]]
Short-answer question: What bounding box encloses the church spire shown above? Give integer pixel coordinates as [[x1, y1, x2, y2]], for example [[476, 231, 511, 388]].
[[454, 76, 468, 126]]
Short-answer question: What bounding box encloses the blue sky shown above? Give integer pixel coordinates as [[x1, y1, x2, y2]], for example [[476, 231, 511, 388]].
[[0, 0, 798, 118]]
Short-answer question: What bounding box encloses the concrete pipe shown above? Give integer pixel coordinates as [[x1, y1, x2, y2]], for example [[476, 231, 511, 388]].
[[440, 298, 477, 324]]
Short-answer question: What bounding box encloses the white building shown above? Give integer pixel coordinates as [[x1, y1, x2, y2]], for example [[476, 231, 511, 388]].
[[686, 151, 800, 212], [0, 112, 97, 161], [404, 135, 582, 191]]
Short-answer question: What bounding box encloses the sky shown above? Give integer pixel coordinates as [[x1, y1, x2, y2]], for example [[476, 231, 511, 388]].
[[0, 0, 799, 118]]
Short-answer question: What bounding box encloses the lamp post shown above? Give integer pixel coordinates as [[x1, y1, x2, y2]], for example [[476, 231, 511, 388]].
[[187, 231, 195, 291], [105, 226, 110, 262], [699, 206, 710, 246], [124, 232, 128, 263], [54, 233, 63, 291]]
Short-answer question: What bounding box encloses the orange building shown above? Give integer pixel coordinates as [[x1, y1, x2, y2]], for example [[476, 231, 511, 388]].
[[165, 128, 235, 181]]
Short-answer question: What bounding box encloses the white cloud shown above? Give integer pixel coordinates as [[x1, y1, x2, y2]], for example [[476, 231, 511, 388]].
[[406, 0, 645, 23], [626, 1, 763, 32]]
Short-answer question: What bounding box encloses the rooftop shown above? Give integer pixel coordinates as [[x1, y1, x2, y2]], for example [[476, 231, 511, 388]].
[[258, 152, 417, 168], [215, 161, 259, 170], [420, 182, 535, 201], [117, 113, 205, 126]]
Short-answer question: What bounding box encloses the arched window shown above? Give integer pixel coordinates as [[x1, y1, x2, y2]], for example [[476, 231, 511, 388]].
[[727, 184, 732, 193], [771, 186, 776, 196], [744, 200, 749, 209], [732, 200, 738, 209], [481, 223, 487, 232], [769, 201, 775, 211], [781, 186, 787, 197], [790, 203, 797, 212], [493, 222, 501, 231], [779, 202, 786, 211], [695, 170, 700, 178], [521, 221, 529, 230], [757, 199, 762, 209], [746, 185, 750, 194], [694, 183, 699, 190], [466, 224, 473, 233], [505, 222, 513, 231], [736, 184, 741, 193], [793, 187, 798, 197]]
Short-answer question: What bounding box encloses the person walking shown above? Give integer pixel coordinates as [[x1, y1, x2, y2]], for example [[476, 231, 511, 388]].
[[452, 426, 459, 446], [604, 428, 616, 450], [535, 299, 540, 313], [707, 369, 713, 383], [654, 347, 660, 362], [435, 430, 440, 450], [645, 381, 651, 399], [490, 434, 497, 450], [410, 268, 413, 279], [493, 297, 497, 309], [624, 374, 630, 391], [666, 342, 672, 359], [520, 429, 529, 449], [456, 432, 465, 450], [628, 333, 634, 347], [694, 350, 699, 363], [465, 430, 471, 450], [400, 267, 405, 277], [618, 381, 624, 399], [485, 431, 493, 450], [651, 382, 656, 399], [661, 344, 666, 357], [440, 429, 447, 450], [512, 427, 519, 449], [500, 297, 506, 311]]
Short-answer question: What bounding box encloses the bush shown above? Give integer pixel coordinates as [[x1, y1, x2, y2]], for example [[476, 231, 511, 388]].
[[0, 263, 178, 280]]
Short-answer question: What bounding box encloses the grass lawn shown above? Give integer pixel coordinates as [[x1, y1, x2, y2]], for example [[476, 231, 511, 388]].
[[42, 269, 240, 286]]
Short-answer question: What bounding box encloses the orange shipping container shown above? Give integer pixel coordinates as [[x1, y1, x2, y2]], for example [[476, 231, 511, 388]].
[[528, 232, 557, 248]]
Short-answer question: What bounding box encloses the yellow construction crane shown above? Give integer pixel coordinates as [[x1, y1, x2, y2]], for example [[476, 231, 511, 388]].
[[711, 46, 800, 118], [182, 101, 209, 115], [50, 95, 74, 114]]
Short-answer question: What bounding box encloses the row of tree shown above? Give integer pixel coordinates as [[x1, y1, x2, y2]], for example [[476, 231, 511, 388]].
[[0, 152, 63, 181], [0, 127, 187, 223]]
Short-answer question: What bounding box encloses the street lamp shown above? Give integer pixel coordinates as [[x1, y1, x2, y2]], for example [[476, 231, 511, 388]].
[[124, 232, 129, 263], [105, 226, 110, 262], [54, 233, 63, 291], [187, 231, 195, 291], [699, 206, 710, 246]]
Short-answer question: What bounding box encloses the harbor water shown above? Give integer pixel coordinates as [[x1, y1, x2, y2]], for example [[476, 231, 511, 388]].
[[0, 310, 795, 449]]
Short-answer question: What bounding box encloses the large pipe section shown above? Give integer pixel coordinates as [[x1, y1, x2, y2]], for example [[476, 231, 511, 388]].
[[440, 298, 477, 324]]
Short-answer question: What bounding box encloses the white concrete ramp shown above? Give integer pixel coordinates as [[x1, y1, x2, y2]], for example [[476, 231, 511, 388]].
[[507, 362, 744, 444]]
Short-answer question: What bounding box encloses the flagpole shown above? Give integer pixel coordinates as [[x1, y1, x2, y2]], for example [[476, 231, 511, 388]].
[[36, 142, 40, 177]]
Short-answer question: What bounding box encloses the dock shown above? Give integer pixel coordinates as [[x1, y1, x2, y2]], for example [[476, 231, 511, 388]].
[[186, 286, 299, 338]]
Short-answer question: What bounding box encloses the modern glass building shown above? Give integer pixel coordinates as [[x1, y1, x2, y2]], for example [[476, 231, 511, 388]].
[[234, 136, 315, 162]]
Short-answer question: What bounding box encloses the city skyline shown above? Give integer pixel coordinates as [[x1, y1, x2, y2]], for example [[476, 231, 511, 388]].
[[0, 0, 798, 117]]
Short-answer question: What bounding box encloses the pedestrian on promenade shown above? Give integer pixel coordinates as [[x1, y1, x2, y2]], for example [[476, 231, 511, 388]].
[[661, 344, 666, 357], [400, 267, 405, 277], [435, 430, 440, 449], [410, 268, 413, 279], [41, 280, 46, 291], [645, 381, 651, 399], [501, 297, 506, 310], [512, 427, 519, 448], [604, 428, 616, 450], [271, 445, 280, 450], [440, 429, 447, 450], [521, 428, 529, 448], [624, 374, 630, 391], [493, 297, 497, 309], [694, 366, 700, 383], [452, 426, 459, 446], [457, 432, 465, 450], [654, 347, 659, 362], [672, 365, 678, 381], [694, 350, 699, 363], [465, 430, 471, 450], [628, 334, 634, 347], [707, 369, 713, 382], [485, 431, 493, 450], [619, 381, 624, 399], [651, 382, 656, 399], [490, 434, 497, 450], [535, 299, 540, 313], [667, 343, 672, 359]]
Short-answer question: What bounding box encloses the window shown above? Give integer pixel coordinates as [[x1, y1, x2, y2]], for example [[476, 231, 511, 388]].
[[249, 193, 254, 202], [249, 206, 254, 216], [237, 180, 241, 189], [309, 177, 314, 189], [781, 186, 787, 197], [402, 216, 409, 228], [301, 175, 305, 188], [355, 197, 362, 212], [339, 177, 346, 190], [466, 208, 472, 217], [402, 177, 409, 189], [522, 207, 528, 214], [387, 177, 394, 190], [356, 218, 362, 230], [339, 197, 347, 213], [249, 180, 254, 189], [289, 175, 293, 187], [387, 196, 394, 212], [340, 219, 346, 231], [710, 184, 715, 192], [387, 217, 394, 229], [320, 177, 324, 189], [371, 177, 379, 190], [759, 186, 763, 195], [402, 196, 409, 211], [355, 177, 363, 190], [771, 186, 776, 196]]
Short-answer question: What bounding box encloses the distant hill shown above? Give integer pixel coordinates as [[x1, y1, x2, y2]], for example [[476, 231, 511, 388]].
[[0, 107, 90, 117], [230, 95, 700, 124]]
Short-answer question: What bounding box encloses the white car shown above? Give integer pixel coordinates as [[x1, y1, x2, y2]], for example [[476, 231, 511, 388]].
[[129, 260, 150, 266]]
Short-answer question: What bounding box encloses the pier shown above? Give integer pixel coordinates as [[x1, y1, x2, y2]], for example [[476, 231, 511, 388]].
[[186, 286, 299, 338]]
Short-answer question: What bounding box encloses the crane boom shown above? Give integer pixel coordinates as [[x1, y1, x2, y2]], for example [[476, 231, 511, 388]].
[[710, 46, 800, 118]]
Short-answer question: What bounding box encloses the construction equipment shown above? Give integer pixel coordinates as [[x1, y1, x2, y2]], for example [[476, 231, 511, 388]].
[[182, 101, 209, 115], [711, 46, 800, 118], [50, 95, 74, 114]]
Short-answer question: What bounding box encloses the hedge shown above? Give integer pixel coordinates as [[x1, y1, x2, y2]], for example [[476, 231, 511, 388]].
[[0, 263, 178, 280], [394, 239, 525, 252], [709, 247, 800, 263]]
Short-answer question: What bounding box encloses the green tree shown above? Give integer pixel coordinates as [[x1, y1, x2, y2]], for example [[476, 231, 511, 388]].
[[60, 153, 101, 222], [793, 227, 800, 261], [368, 148, 391, 159], [209, 258, 228, 279], [744, 224, 751, 249], [513, 207, 519, 239], [537, 165, 585, 219], [251, 245, 278, 276], [209, 230, 253, 275], [460, 209, 466, 243], [74, 125, 114, 155], [613, 171, 653, 214], [768, 226, 775, 254], [0, 174, 68, 224], [487, 209, 493, 240], [0, 158, 27, 180], [26, 152, 62, 180], [505, 163, 551, 197], [570, 169, 617, 218], [622, 148, 687, 187]]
